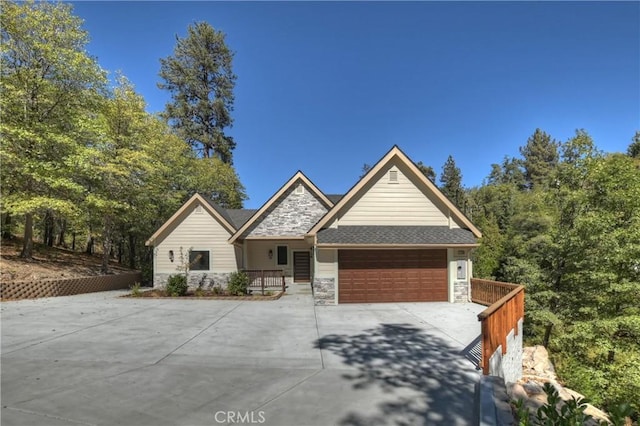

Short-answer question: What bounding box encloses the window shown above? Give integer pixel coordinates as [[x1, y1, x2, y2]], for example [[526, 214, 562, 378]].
[[276, 245, 288, 265], [389, 170, 398, 183], [189, 250, 210, 271]]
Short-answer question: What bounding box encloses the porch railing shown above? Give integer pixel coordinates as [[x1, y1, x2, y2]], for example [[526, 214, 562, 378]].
[[243, 269, 286, 295], [472, 278, 525, 375], [471, 278, 518, 306]]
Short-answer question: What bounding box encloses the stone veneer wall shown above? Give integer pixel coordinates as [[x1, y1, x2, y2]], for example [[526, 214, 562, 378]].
[[488, 318, 524, 385], [247, 183, 328, 237], [454, 280, 470, 303], [1, 272, 142, 300], [154, 272, 233, 290], [313, 278, 335, 305]]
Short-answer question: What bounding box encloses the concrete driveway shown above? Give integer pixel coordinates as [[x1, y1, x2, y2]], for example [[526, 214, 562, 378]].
[[1, 285, 484, 426]]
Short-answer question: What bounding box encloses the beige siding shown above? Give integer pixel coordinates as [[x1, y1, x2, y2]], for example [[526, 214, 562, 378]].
[[155, 204, 237, 274], [316, 248, 337, 277], [245, 240, 311, 277], [339, 162, 464, 227]]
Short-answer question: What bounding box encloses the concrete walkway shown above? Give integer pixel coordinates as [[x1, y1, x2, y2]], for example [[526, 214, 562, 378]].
[[1, 286, 483, 426]]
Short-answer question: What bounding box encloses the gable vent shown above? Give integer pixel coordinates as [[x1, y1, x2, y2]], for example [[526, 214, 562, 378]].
[[195, 204, 203, 214], [389, 170, 398, 183], [295, 185, 305, 195]]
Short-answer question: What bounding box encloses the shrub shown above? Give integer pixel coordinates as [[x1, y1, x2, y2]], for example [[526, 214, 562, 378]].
[[227, 271, 249, 296], [166, 274, 188, 297], [130, 282, 142, 297]]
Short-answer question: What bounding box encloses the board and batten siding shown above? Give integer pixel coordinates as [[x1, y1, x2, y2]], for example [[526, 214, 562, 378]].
[[339, 162, 463, 227], [155, 204, 238, 274]]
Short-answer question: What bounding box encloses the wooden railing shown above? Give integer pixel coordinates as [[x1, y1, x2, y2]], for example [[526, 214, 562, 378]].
[[471, 278, 518, 306], [244, 270, 286, 295], [473, 278, 525, 375]]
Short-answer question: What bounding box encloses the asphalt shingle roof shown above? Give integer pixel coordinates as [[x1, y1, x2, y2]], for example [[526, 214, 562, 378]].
[[316, 225, 477, 245], [225, 209, 258, 229], [326, 194, 344, 204]]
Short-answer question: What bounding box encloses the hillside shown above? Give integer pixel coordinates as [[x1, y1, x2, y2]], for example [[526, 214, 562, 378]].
[[0, 237, 136, 282]]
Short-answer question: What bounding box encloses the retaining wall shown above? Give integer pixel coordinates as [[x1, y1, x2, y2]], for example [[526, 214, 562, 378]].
[[0, 272, 142, 300]]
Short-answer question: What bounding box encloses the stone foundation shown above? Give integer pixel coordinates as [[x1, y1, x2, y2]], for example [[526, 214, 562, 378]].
[[313, 277, 335, 305], [488, 318, 524, 384], [153, 272, 233, 290], [454, 280, 470, 303]]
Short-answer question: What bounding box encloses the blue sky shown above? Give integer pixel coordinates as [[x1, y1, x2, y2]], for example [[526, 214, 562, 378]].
[[71, 1, 639, 208]]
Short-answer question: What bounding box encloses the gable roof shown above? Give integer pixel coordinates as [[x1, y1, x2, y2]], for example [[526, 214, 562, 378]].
[[225, 209, 258, 229], [145, 193, 237, 246], [325, 194, 344, 204], [228, 170, 334, 244], [308, 145, 482, 238], [316, 225, 477, 246]]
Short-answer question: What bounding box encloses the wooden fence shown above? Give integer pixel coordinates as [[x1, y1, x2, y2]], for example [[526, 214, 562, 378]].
[[472, 278, 525, 375], [244, 269, 286, 295]]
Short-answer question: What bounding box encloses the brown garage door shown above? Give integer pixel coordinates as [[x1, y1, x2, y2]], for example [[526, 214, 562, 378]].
[[338, 249, 448, 303]]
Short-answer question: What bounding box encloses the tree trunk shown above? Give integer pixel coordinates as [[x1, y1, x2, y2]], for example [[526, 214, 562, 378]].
[[72, 232, 76, 251], [85, 235, 94, 254], [43, 210, 54, 247], [101, 218, 112, 274], [542, 324, 553, 348], [1, 213, 13, 239], [57, 219, 66, 247], [20, 213, 34, 259], [117, 239, 124, 264], [128, 233, 136, 269]]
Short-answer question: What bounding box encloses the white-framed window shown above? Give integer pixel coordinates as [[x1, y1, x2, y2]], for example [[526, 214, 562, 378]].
[[189, 250, 210, 271], [276, 245, 288, 266]]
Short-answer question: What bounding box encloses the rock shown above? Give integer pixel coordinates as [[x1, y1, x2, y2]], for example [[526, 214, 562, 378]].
[[522, 346, 557, 381], [507, 382, 528, 401], [522, 380, 545, 395]]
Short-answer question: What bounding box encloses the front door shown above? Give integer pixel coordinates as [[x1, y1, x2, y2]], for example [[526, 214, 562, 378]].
[[293, 251, 311, 282]]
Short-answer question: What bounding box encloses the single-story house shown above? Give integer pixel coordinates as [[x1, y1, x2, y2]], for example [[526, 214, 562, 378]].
[[145, 146, 482, 305]]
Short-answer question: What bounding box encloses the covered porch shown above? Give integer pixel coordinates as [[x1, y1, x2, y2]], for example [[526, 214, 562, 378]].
[[241, 238, 314, 285]]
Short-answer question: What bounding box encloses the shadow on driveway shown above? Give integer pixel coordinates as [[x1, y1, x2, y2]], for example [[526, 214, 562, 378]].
[[316, 323, 479, 426]]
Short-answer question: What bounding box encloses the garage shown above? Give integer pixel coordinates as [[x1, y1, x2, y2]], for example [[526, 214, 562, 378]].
[[338, 249, 448, 303]]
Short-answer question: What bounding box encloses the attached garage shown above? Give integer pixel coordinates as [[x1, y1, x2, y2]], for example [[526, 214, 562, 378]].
[[338, 249, 448, 303]]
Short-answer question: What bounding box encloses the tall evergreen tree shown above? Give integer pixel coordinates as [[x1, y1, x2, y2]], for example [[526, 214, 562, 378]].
[[439, 155, 465, 210], [415, 161, 436, 183], [158, 22, 237, 163], [520, 129, 559, 189], [628, 131, 640, 158]]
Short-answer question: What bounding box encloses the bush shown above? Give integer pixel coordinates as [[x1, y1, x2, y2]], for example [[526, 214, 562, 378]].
[[227, 271, 249, 296], [166, 274, 188, 297], [130, 282, 142, 297]]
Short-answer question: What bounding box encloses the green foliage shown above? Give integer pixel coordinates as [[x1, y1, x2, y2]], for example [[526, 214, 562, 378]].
[[514, 383, 594, 426], [519, 129, 559, 189], [158, 21, 237, 163], [628, 131, 640, 158], [130, 282, 142, 297], [227, 271, 249, 296], [439, 155, 466, 211], [470, 129, 640, 418], [165, 274, 188, 297]]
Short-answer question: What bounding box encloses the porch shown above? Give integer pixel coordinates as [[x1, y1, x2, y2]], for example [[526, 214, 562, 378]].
[[242, 239, 313, 283]]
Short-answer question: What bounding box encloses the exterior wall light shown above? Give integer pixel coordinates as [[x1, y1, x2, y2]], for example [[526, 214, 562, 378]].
[[169, 250, 174, 263], [268, 249, 273, 259]]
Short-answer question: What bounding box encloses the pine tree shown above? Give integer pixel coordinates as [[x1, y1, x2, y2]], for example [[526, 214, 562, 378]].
[[159, 22, 237, 163], [520, 129, 559, 189], [439, 155, 465, 210]]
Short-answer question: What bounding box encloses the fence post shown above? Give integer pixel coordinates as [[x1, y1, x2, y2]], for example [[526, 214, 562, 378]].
[[261, 270, 265, 295], [282, 274, 285, 293]]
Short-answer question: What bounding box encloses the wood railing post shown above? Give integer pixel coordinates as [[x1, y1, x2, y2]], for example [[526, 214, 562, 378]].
[[261, 270, 265, 295], [282, 274, 285, 292]]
